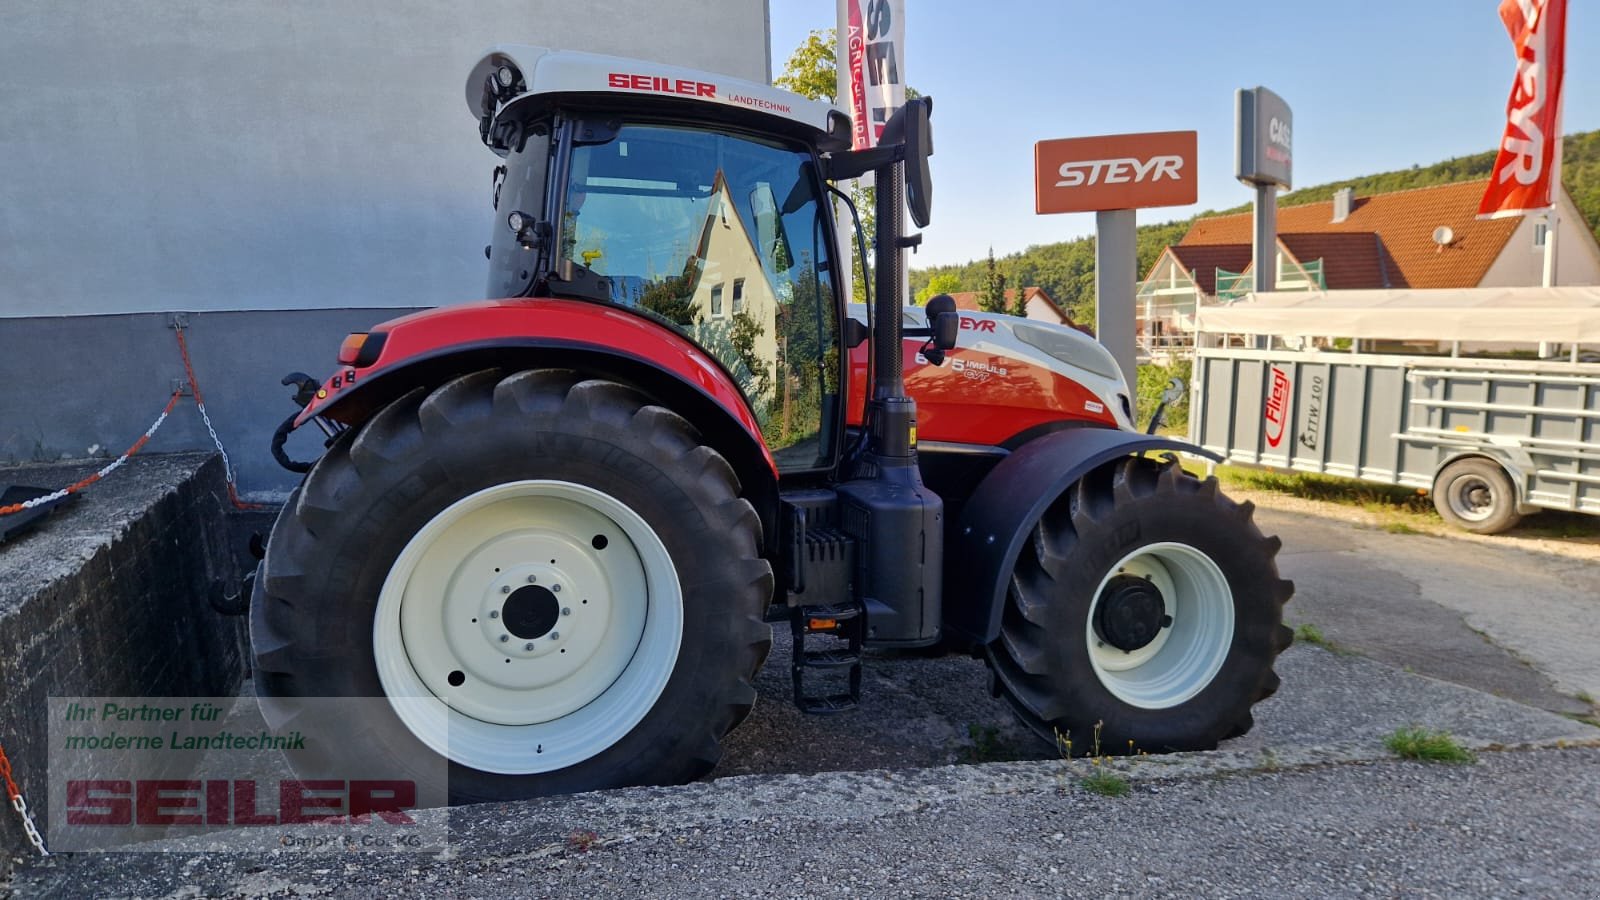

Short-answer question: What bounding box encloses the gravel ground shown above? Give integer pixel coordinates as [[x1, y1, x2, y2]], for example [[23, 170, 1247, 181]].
[[11, 744, 1600, 898]]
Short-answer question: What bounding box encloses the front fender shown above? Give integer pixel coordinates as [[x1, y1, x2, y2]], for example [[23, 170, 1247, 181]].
[[944, 428, 1221, 644], [285, 297, 780, 547]]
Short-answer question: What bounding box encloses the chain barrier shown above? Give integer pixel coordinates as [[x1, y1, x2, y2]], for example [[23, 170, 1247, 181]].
[[174, 327, 266, 511], [0, 325, 270, 517], [0, 391, 182, 517], [0, 743, 49, 857]]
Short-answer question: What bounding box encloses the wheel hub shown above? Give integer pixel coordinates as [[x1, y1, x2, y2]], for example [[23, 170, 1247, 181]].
[[502, 584, 561, 640], [1095, 574, 1172, 652], [1085, 543, 1235, 710]]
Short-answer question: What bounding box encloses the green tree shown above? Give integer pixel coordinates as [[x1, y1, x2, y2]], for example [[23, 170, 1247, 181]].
[[775, 31, 925, 307], [914, 272, 962, 304], [977, 248, 1008, 313], [637, 272, 696, 326], [1008, 281, 1029, 318], [774, 29, 837, 102]]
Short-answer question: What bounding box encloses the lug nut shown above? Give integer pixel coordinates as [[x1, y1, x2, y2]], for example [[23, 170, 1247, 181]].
[[550, 631, 560, 640], [500, 585, 511, 594], [524, 642, 535, 651], [489, 610, 499, 619], [552, 584, 562, 593], [561, 607, 571, 616], [499, 635, 509, 643], [526, 574, 537, 583]]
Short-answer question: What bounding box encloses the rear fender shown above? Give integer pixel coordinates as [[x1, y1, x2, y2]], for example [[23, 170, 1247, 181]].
[[943, 428, 1221, 644]]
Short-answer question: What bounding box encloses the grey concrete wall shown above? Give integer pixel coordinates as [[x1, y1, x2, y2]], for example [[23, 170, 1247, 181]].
[[0, 308, 426, 496], [0, 0, 770, 317], [0, 454, 246, 869]]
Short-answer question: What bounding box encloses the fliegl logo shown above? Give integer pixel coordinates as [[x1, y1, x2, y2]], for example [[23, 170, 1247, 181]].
[[1264, 365, 1292, 448]]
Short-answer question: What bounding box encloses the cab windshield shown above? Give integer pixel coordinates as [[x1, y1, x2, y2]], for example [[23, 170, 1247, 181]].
[[558, 123, 839, 468]]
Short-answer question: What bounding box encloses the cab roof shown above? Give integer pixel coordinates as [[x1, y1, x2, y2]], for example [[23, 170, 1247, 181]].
[[467, 45, 851, 156]]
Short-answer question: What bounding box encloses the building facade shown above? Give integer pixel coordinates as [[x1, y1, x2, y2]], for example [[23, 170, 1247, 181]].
[[0, 1, 772, 494]]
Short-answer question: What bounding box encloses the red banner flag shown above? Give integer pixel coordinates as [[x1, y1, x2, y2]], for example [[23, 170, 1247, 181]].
[[837, 0, 905, 151], [1478, 0, 1567, 219]]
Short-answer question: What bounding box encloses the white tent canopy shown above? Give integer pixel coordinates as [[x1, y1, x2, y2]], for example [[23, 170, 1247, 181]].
[[1194, 286, 1600, 343]]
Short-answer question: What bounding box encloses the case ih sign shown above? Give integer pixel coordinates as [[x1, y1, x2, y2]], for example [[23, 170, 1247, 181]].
[[1034, 131, 1198, 214]]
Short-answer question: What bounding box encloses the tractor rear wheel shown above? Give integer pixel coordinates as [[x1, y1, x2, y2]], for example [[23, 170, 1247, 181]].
[[988, 456, 1293, 756], [250, 369, 772, 802]]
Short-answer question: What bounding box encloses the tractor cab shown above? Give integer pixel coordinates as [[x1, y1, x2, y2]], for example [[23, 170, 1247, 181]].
[[472, 46, 868, 471]]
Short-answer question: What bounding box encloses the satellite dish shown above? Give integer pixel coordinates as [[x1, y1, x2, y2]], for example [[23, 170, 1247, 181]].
[[1432, 225, 1455, 247]]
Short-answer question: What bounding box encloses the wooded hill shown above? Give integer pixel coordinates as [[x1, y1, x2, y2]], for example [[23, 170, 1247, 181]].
[[910, 130, 1600, 327]]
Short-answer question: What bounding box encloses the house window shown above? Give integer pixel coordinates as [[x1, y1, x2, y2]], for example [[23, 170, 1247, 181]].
[[1534, 222, 1549, 249], [732, 278, 745, 313], [711, 283, 724, 317]]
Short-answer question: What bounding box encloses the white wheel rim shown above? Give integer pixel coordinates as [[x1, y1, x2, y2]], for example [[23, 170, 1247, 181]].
[[1086, 542, 1234, 710], [373, 480, 682, 774]]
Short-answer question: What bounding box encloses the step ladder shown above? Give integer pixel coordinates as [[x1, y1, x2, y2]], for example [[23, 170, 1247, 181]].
[[789, 602, 864, 714]]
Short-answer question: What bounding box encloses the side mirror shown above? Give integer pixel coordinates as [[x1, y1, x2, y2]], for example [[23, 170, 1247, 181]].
[[932, 312, 959, 351], [925, 294, 958, 351], [880, 97, 934, 228]]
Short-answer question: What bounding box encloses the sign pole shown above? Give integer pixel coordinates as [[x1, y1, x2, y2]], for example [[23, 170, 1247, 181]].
[[1252, 182, 1277, 293], [1095, 209, 1139, 388]]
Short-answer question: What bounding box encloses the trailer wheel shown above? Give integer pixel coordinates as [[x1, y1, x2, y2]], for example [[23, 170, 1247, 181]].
[[988, 457, 1293, 755], [1432, 458, 1522, 534], [251, 369, 772, 802]]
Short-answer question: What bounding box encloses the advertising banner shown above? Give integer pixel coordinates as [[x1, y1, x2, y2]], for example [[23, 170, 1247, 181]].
[[1478, 0, 1567, 218], [837, 0, 906, 150]]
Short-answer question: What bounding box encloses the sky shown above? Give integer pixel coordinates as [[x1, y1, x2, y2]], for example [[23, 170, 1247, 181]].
[[768, 0, 1598, 269]]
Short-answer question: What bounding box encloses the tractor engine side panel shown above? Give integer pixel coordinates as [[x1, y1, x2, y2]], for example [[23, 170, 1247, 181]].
[[845, 309, 1130, 447]]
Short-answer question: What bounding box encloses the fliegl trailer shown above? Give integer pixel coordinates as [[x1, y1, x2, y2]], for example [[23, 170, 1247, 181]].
[[1191, 287, 1600, 534]]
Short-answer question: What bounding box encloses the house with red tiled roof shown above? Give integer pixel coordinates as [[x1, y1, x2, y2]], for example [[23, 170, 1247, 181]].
[[943, 286, 1090, 331], [1137, 179, 1600, 354]]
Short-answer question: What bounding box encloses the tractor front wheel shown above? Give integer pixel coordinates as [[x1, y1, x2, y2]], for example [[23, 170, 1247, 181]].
[[988, 457, 1293, 756], [250, 369, 772, 802]]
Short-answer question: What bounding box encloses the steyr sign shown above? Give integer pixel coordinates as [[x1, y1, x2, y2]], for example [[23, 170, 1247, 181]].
[[1034, 131, 1198, 214]]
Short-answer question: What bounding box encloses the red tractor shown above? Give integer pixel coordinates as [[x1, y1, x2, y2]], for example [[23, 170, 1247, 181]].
[[254, 45, 1292, 802]]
